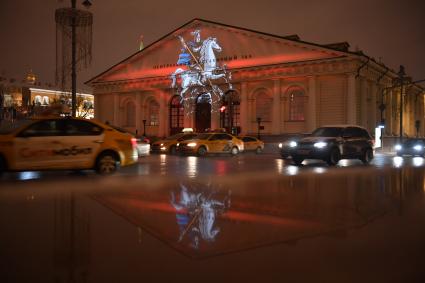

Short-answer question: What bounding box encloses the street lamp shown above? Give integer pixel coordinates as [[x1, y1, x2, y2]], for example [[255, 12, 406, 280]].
[[256, 117, 262, 139], [143, 119, 147, 136], [398, 65, 406, 143], [69, 0, 92, 117]]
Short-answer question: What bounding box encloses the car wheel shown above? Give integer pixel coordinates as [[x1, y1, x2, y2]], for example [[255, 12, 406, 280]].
[[361, 148, 374, 164], [170, 145, 177, 155], [96, 152, 119, 175], [256, 147, 263, 154], [231, 146, 239, 156], [292, 156, 304, 166], [326, 148, 340, 166], [197, 146, 207, 157]]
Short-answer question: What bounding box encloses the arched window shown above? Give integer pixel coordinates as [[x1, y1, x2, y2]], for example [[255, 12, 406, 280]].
[[288, 87, 306, 121], [255, 90, 272, 121], [148, 100, 159, 126], [125, 101, 135, 127], [221, 91, 240, 132], [170, 95, 184, 134]]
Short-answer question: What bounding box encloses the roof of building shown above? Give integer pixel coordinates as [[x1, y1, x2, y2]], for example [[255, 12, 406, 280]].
[[85, 18, 404, 85]]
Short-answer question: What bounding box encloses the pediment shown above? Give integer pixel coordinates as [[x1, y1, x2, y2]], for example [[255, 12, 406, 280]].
[[88, 19, 348, 84]]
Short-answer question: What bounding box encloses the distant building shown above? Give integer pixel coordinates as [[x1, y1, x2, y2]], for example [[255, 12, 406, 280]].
[[87, 19, 424, 138], [0, 72, 94, 120]]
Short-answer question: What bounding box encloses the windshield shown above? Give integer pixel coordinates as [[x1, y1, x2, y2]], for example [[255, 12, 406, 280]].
[[403, 139, 425, 146], [311, 127, 343, 137], [195, 133, 212, 140], [165, 133, 185, 140]]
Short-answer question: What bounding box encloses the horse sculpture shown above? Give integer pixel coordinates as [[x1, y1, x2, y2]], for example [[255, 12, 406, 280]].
[[171, 37, 231, 103]]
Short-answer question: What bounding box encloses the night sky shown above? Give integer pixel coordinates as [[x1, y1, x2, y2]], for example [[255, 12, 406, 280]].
[[1, 0, 424, 92]]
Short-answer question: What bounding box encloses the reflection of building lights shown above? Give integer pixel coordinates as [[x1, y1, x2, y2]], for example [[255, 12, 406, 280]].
[[275, 159, 283, 173], [18, 171, 41, 181], [160, 154, 167, 162], [285, 165, 299, 176], [314, 167, 327, 174], [393, 156, 403, 168], [187, 156, 198, 177], [413, 157, 424, 167]]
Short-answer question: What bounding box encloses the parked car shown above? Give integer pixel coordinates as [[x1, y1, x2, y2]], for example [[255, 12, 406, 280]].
[[177, 133, 244, 156], [135, 138, 151, 157], [238, 136, 264, 154], [151, 132, 198, 154], [289, 125, 374, 166], [394, 138, 425, 157], [0, 117, 138, 175], [108, 125, 150, 157]]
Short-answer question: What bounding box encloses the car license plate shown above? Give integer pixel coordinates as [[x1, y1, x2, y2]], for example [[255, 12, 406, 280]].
[[297, 149, 310, 155]]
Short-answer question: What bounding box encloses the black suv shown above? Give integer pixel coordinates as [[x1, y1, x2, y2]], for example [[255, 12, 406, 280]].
[[289, 125, 374, 166]]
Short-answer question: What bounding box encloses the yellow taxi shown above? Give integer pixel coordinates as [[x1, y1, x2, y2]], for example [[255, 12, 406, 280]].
[[176, 132, 244, 156], [0, 117, 138, 175], [151, 132, 198, 154], [238, 136, 264, 154]]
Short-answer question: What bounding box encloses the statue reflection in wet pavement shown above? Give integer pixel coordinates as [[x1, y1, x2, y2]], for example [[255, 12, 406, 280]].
[[170, 182, 231, 249]]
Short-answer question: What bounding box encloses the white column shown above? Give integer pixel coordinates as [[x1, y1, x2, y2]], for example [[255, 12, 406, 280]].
[[211, 111, 220, 130], [158, 91, 167, 137], [307, 76, 317, 131], [370, 84, 377, 131], [346, 74, 356, 124], [184, 103, 194, 129], [135, 92, 141, 135], [360, 78, 368, 127], [240, 82, 248, 135], [94, 94, 100, 120], [113, 93, 120, 126], [386, 89, 393, 136], [272, 80, 281, 135]]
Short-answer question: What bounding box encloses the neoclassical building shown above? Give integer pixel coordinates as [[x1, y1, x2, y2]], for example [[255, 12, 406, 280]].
[[87, 19, 424, 138]]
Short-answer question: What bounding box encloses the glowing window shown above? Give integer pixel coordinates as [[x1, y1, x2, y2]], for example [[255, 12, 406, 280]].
[[148, 100, 159, 126], [288, 87, 305, 121], [255, 90, 272, 121], [125, 101, 135, 127]]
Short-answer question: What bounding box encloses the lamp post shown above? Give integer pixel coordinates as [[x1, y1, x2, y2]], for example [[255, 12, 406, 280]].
[[143, 119, 147, 136], [398, 65, 406, 143], [256, 117, 262, 139], [70, 0, 92, 117]]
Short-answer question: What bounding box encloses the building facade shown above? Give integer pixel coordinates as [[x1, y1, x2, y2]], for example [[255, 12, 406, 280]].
[[0, 76, 94, 120], [87, 19, 424, 138]]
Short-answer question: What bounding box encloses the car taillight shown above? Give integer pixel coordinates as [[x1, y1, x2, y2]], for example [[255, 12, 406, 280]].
[[131, 138, 138, 148]]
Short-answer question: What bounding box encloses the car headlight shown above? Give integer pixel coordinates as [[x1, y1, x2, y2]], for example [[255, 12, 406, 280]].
[[187, 142, 197, 147], [314, 142, 328, 149], [289, 141, 297, 148], [160, 143, 164, 146], [278, 143, 283, 149], [414, 145, 423, 151], [176, 143, 180, 147], [394, 144, 402, 151]]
